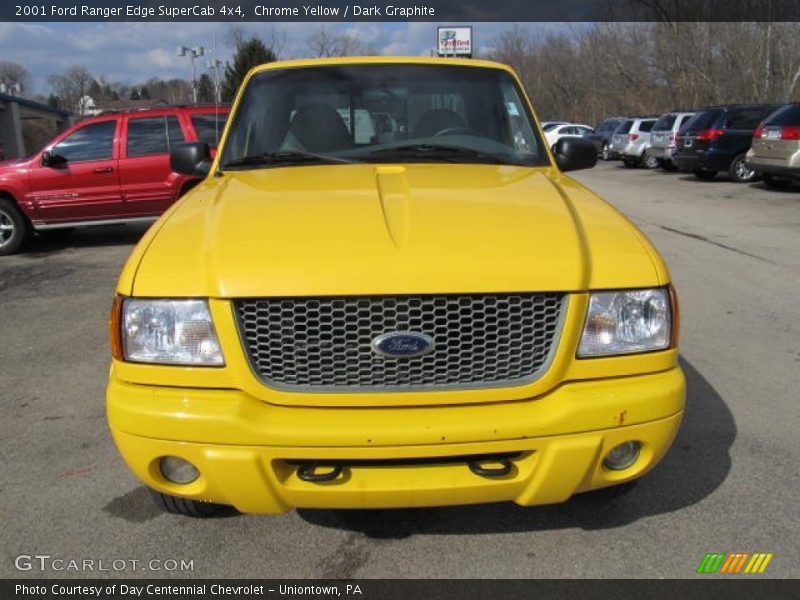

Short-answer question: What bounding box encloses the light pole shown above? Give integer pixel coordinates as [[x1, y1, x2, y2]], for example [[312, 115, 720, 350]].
[[0, 82, 22, 96], [177, 45, 205, 104], [207, 58, 228, 105]]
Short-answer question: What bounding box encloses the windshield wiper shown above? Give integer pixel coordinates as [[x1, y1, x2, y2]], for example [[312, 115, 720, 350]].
[[368, 144, 510, 164], [222, 151, 354, 170]]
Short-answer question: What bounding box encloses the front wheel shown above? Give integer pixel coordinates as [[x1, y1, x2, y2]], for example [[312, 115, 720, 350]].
[[149, 490, 235, 518], [762, 174, 793, 190], [728, 154, 758, 183], [0, 197, 31, 256]]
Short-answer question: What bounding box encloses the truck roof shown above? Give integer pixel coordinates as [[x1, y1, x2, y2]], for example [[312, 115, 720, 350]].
[[96, 104, 229, 116], [248, 56, 516, 76]]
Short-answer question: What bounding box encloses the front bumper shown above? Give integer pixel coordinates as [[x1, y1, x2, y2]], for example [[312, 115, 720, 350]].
[[107, 367, 685, 513]]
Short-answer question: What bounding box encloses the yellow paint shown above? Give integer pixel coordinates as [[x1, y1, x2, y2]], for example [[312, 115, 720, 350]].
[[108, 57, 684, 511], [758, 554, 774, 574]]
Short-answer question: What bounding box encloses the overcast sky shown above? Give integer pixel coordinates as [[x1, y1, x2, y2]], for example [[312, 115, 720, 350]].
[[0, 22, 571, 95]]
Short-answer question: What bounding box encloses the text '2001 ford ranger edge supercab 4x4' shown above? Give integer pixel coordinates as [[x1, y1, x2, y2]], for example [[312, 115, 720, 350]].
[[107, 57, 684, 517]]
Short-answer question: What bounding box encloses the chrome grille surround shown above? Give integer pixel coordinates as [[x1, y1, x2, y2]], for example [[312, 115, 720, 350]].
[[234, 293, 567, 392]]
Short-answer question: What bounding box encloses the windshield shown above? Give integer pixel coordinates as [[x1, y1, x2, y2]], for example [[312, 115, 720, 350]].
[[220, 64, 548, 169]]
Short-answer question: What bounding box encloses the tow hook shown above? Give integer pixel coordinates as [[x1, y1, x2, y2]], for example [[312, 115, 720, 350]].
[[297, 462, 344, 482], [468, 458, 513, 478]]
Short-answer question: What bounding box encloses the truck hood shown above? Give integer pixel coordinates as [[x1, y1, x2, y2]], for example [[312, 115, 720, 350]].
[[128, 164, 664, 297]]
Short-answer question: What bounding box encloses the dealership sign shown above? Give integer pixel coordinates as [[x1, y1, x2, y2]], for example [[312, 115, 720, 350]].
[[438, 26, 473, 56]]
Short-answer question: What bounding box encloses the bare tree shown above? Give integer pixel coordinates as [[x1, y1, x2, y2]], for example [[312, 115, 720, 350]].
[[770, 23, 800, 101], [487, 22, 800, 125], [262, 26, 287, 59], [0, 61, 32, 96], [47, 65, 94, 114], [226, 24, 247, 51], [144, 77, 192, 104], [308, 25, 363, 58]]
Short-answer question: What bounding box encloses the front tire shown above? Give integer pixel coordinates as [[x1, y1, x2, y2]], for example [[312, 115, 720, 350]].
[[728, 154, 758, 183], [642, 152, 659, 169], [0, 197, 31, 256], [149, 490, 234, 518]]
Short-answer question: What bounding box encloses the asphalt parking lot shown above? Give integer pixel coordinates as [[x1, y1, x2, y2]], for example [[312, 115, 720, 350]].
[[1, 161, 798, 579]]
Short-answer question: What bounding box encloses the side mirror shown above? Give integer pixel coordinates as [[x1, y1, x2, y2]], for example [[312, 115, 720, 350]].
[[170, 142, 211, 177], [41, 151, 67, 168], [553, 137, 597, 172]]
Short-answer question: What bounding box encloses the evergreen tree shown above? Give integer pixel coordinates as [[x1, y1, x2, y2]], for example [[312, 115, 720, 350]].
[[88, 79, 102, 99], [197, 73, 214, 103], [221, 37, 276, 102]]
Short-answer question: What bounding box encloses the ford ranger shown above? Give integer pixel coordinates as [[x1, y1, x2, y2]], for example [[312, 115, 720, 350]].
[[107, 57, 684, 517]]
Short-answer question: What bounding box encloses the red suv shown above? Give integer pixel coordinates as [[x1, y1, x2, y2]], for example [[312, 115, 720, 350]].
[[0, 105, 229, 255]]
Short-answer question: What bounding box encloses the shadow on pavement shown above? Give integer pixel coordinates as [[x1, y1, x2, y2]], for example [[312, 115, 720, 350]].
[[298, 357, 735, 538], [749, 181, 800, 194], [676, 174, 731, 184]]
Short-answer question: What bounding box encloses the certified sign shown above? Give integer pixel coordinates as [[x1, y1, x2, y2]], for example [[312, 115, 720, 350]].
[[438, 26, 473, 56]]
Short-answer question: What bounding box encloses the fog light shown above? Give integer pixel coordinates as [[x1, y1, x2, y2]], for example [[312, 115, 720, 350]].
[[603, 441, 641, 471], [160, 456, 199, 484]]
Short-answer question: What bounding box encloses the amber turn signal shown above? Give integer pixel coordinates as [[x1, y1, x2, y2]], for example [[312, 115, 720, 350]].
[[669, 285, 680, 349], [109, 296, 124, 360]]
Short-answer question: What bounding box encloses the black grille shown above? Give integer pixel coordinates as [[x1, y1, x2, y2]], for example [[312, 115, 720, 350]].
[[234, 293, 565, 391]]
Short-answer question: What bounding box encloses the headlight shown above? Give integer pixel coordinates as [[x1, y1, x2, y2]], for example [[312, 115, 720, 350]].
[[120, 299, 224, 366], [578, 288, 672, 357]]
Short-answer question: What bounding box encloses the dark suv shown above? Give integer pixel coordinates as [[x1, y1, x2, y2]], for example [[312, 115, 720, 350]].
[[673, 104, 782, 182], [586, 117, 626, 160]]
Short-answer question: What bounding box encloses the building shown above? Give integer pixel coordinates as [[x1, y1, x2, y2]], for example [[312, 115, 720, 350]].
[[0, 92, 72, 160]]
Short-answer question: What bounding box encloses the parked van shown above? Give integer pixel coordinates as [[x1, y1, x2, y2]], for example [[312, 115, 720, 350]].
[[746, 103, 800, 189], [673, 104, 782, 182]]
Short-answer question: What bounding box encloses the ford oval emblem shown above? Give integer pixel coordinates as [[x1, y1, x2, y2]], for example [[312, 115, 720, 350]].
[[372, 332, 434, 358]]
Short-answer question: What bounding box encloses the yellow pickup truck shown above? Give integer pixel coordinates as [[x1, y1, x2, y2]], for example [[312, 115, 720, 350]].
[[107, 57, 684, 517]]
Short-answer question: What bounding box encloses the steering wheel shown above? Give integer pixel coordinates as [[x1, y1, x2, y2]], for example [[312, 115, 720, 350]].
[[433, 127, 483, 137]]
